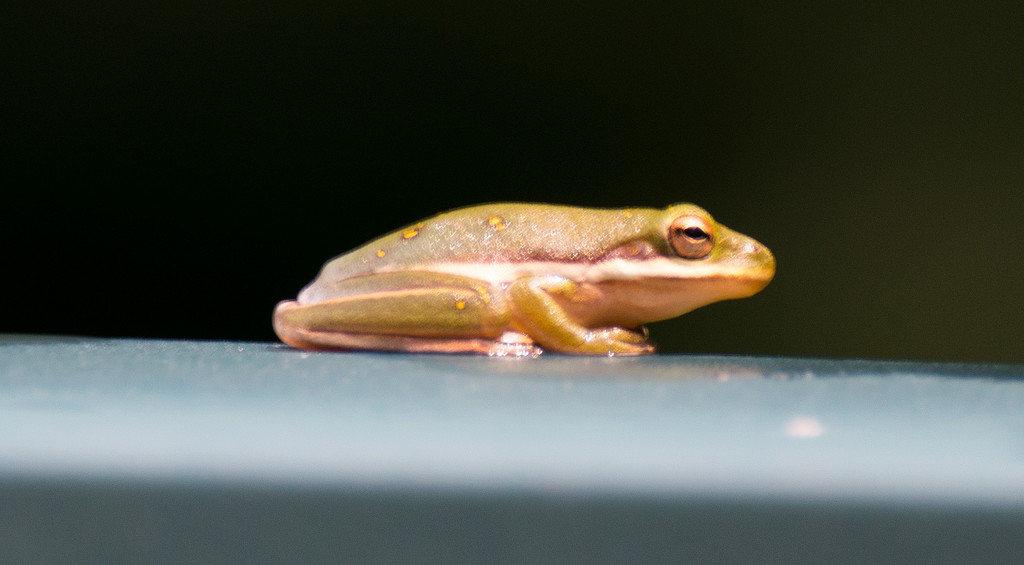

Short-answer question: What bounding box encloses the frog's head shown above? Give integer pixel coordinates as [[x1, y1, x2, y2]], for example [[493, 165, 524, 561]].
[[660, 202, 776, 299], [581, 203, 775, 326]]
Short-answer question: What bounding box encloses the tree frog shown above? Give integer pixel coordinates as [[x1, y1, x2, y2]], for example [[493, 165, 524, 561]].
[[273, 202, 775, 356]]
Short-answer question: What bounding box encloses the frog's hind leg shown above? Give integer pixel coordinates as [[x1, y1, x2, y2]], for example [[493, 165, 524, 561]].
[[271, 308, 504, 353], [275, 301, 542, 355], [273, 271, 535, 355]]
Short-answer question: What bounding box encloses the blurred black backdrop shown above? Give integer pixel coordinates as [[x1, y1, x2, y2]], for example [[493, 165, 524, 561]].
[[3, 2, 1022, 363]]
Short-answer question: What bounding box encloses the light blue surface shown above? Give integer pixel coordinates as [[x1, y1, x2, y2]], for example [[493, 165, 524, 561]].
[[1, 335, 1023, 563], [2, 335, 1023, 503]]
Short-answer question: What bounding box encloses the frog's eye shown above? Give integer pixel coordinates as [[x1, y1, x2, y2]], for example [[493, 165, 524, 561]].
[[669, 215, 714, 259]]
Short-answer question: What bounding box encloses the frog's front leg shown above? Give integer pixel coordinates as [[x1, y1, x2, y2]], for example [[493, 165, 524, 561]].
[[273, 271, 531, 354], [508, 275, 655, 356]]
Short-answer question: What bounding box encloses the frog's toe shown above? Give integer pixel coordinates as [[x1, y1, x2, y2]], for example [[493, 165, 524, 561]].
[[488, 341, 544, 358], [488, 330, 543, 357], [603, 326, 650, 344], [579, 327, 655, 356]]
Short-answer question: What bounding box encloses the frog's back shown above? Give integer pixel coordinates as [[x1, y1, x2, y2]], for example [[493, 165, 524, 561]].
[[315, 203, 667, 282]]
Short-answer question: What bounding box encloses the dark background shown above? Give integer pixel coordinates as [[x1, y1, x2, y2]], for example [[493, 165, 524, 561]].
[[4, 2, 1022, 363]]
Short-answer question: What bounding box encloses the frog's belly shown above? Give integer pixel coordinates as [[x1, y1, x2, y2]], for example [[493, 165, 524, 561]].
[[418, 260, 766, 329], [558, 278, 742, 328]]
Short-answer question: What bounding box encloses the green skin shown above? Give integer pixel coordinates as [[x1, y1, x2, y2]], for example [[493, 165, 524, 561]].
[[273, 202, 775, 356]]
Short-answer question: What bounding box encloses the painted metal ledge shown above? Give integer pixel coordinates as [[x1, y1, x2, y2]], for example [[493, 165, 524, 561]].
[[1, 335, 1022, 564]]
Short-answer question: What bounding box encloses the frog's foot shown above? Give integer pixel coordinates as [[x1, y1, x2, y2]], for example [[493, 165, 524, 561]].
[[579, 326, 655, 356], [488, 331, 544, 358]]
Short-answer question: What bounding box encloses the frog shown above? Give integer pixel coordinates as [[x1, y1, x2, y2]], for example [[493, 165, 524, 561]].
[[273, 202, 775, 356]]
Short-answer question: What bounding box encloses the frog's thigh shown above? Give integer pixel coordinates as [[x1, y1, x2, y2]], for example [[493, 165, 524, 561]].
[[507, 276, 654, 356], [274, 271, 512, 352]]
